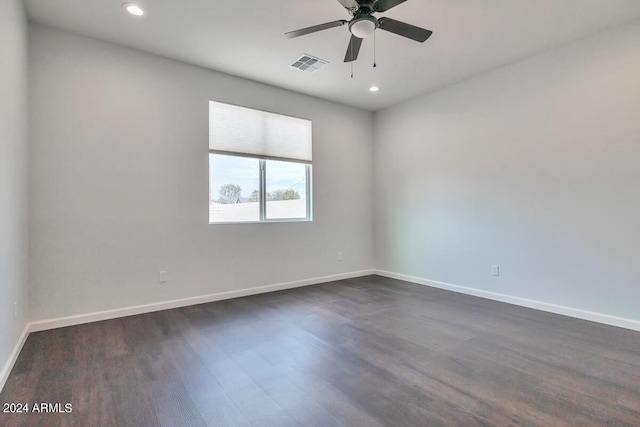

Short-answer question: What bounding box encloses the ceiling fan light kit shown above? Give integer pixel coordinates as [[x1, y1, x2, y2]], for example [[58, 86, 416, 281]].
[[285, 0, 432, 65], [349, 15, 377, 39]]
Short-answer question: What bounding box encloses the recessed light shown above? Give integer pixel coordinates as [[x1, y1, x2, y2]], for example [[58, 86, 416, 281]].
[[123, 3, 144, 16], [369, 86, 380, 92]]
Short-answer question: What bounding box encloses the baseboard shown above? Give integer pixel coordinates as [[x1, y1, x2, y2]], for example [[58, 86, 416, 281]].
[[0, 323, 30, 393], [1, 270, 373, 393], [29, 269, 375, 333], [375, 270, 640, 332]]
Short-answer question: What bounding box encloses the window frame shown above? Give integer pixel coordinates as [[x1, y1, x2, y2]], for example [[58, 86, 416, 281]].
[[209, 150, 313, 225]]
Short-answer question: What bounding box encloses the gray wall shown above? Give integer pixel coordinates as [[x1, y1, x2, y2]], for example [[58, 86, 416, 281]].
[[374, 23, 640, 322], [0, 0, 30, 381], [28, 24, 374, 321]]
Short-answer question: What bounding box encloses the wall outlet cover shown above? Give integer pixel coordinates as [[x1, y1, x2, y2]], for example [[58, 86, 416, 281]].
[[159, 271, 168, 283]]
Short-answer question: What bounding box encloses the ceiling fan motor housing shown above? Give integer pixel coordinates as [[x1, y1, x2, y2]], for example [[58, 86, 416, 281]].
[[349, 14, 378, 38]]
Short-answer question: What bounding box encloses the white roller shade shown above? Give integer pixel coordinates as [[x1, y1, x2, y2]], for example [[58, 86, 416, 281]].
[[209, 101, 312, 162]]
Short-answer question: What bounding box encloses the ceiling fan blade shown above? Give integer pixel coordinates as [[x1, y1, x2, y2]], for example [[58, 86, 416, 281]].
[[377, 17, 432, 42], [336, 0, 359, 8], [374, 0, 407, 12], [344, 35, 363, 62], [285, 20, 348, 39]]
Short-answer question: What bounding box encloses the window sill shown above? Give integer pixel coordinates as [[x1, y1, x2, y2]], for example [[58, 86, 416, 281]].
[[209, 218, 312, 225]]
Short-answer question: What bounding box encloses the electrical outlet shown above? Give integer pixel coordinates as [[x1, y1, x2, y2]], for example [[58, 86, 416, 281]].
[[491, 265, 500, 277], [337, 251, 343, 261], [159, 271, 168, 283], [14, 301, 18, 319]]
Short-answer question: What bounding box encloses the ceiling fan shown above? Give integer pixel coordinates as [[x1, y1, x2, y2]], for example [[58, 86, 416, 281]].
[[285, 0, 433, 63]]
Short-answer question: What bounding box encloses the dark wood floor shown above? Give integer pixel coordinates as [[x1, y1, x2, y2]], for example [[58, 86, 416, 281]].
[[1, 275, 639, 426]]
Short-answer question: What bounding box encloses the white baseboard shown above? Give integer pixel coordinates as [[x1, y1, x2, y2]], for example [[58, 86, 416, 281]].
[[29, 269, 375, 333], [0, 269, 373, 393], [0, 323, 30, 393], [375, 270, 640, 332], [9, 267, 635, 395]]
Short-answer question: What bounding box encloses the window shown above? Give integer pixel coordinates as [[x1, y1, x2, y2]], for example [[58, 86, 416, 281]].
[[208, 101, 312, 223]]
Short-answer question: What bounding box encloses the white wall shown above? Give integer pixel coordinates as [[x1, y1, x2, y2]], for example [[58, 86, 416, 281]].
[[26, 19, 640, 328], [28, 24, 374, 321], [374, 23, 640, 322], [0, 0, 30, 382]]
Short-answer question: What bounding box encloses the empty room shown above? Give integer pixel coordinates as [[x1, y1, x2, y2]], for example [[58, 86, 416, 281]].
[[1, 0, 640, 425]]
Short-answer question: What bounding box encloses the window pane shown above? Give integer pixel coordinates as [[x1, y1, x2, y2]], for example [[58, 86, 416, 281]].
[[209, 154, 260, 223], [266, 160, 308, 220]]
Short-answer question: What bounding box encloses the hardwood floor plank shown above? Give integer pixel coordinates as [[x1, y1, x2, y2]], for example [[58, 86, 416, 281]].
[[232, 349, 345, 427], [151, 377, 208, 427]]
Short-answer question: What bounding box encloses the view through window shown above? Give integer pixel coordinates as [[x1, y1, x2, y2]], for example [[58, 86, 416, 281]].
[[208, 101, 312, 223]]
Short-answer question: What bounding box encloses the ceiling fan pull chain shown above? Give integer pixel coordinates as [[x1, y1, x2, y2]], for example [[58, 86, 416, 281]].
[[351, 39, 354, 78], [373, 30, 377, 68]]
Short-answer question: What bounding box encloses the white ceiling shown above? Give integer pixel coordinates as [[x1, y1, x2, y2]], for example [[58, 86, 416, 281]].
[[24, 0, 640, 111]]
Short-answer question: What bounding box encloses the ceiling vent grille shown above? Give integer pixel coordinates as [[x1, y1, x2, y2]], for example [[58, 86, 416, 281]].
[[290, 54, 329, 73]]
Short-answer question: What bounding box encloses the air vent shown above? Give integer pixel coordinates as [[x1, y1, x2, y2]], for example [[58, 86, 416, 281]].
[[290, 54, 329, 73]]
